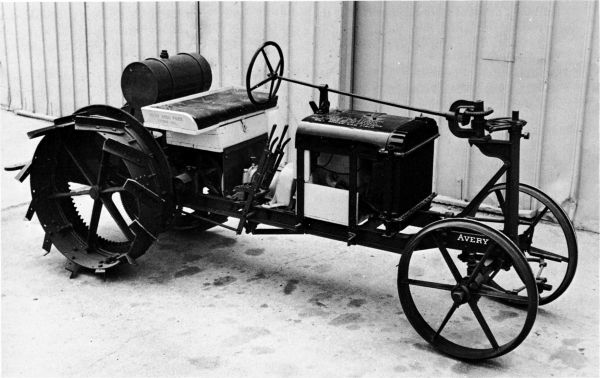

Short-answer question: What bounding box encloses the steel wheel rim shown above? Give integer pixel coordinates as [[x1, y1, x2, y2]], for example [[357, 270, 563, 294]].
[[397, 219, 538, 360], [466, 183, 577, 305], [30, 112, 170, 269]]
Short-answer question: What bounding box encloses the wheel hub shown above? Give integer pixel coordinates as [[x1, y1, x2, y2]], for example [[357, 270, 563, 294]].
[[451, 284, 471, 305], [89, 185, 101, 200]]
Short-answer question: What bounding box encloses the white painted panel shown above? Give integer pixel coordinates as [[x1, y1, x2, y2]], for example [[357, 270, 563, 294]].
[[86, 2, 106, 105], [41, 3, 60, 117], [314, 1, 344, 109], [56, 2, 75, 115], [121, 2, 140, 67], [0, 3, 10, 107], [221, 2, 243, 86], [378, 1, 415, 115], [352, 0, 598, 229], [288, 1, 317, 109], [466, 1, 516, 201], [353, 1, 383, 113], [157, 2, 177, 54], [575, 10, 598, 231], [436, 1, 481, 200], [199, 2, 221, 87], [264, 1, 291, 157], [104, 2, 122, 107], [241, 2, 266, 81], [139, 2, 158, 58], [539, 1, 592, 204], [177, 2, 199, 53], [2, 3, 21, 109], [14, 2, 33, 111], [510, 1, 554, 189], [28, 2, 48, 115], [70, 2, 89, 110]]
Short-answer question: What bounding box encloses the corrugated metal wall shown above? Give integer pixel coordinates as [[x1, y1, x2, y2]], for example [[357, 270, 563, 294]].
[[0, 1, 597, 231], [197, 1, 347, 161], [0, 2, 199, 116], [352, 1, 598, 231]]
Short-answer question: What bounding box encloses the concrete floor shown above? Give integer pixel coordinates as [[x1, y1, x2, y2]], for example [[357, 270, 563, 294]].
[[1, 110, 599, 377]]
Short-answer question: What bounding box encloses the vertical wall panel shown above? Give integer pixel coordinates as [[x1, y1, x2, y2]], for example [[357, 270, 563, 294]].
[[511, 1, 555, 189], [14, 3, 33, 111], [2, 3, 20, 109], [241, 2, 266, 84], [104, 3, 122, 107], [120, 2, 140, 68], [29, 2, 48, 115], [0, 4, 10, 107], [436, 2, 481, 200], [70, 2, 89, 110], [177, 2, 199, 53], [157, 2, 177, 54], [55, 3, 74, 115], [86, 2, 106, 104], [314, 2, 345, 109], [220, 2, 243, 86], [539, 1, 593, 204], [378, 2, 415, 115], [41, 3, 60, 117], [466, 1, 517, 201], [199, 2, 221, 87], [575, 11, 599, 231], [264, 1, 291, 141], [139, 2, 158, 59], [352, 0, 598, 230]]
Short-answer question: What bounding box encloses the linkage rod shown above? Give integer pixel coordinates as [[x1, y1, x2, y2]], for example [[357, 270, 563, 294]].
[[276, 76, 455, 119]]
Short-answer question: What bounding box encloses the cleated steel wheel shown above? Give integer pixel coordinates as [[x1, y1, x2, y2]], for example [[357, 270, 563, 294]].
[[398, 218, 538, 360], [29, 105, 173, 270], [464, 183, 577, 305]]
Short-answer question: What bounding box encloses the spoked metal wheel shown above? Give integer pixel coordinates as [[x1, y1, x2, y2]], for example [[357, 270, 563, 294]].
[[398, 219, 538, 360], [464, 183, 577, 305], [30, 105, 173, 270], [246, 41, 284, 105]]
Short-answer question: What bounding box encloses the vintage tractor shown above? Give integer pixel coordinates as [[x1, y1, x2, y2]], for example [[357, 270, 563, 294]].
[[11, 42, 577, 360]]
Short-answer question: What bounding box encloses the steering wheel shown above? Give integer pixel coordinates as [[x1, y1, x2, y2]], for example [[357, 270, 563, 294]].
[[246, 41, 284, 105]]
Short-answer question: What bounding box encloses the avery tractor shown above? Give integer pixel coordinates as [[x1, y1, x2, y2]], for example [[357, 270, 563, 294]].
[[11, 42, 577, 360]]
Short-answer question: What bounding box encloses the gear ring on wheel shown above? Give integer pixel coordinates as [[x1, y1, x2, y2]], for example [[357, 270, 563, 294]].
[[29, 107, 173, 270]]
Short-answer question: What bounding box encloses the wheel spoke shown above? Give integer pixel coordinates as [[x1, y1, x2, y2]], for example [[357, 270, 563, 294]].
[[101, 186, 126, 194], [250, 76, 273, 91], [101, 196, 134, 240], [524, 206, 549, 235], [465, 243, 495, 286], [434, 303, 459, 340], [87, 199, 103, 247], [269, 75, 276, 97], [494, 190, 506, 214], [48, 186, 92, 199], [469, 300, 500, 349], [63, 143, 95, 185], [529, 246, 568, 263], [431, 234, 462, 283], [478, 285, 530, 304], [275, 59, 282, 74], [261, 49, 274, 74], [404, 279, 454, 292]]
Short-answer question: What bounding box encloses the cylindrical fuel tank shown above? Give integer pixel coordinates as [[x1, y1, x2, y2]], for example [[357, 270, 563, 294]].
[[121, 50, 212, 109]]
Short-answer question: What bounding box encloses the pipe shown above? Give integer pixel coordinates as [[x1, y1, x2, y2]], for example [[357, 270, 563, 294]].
[[13, 109, 56, 122]]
